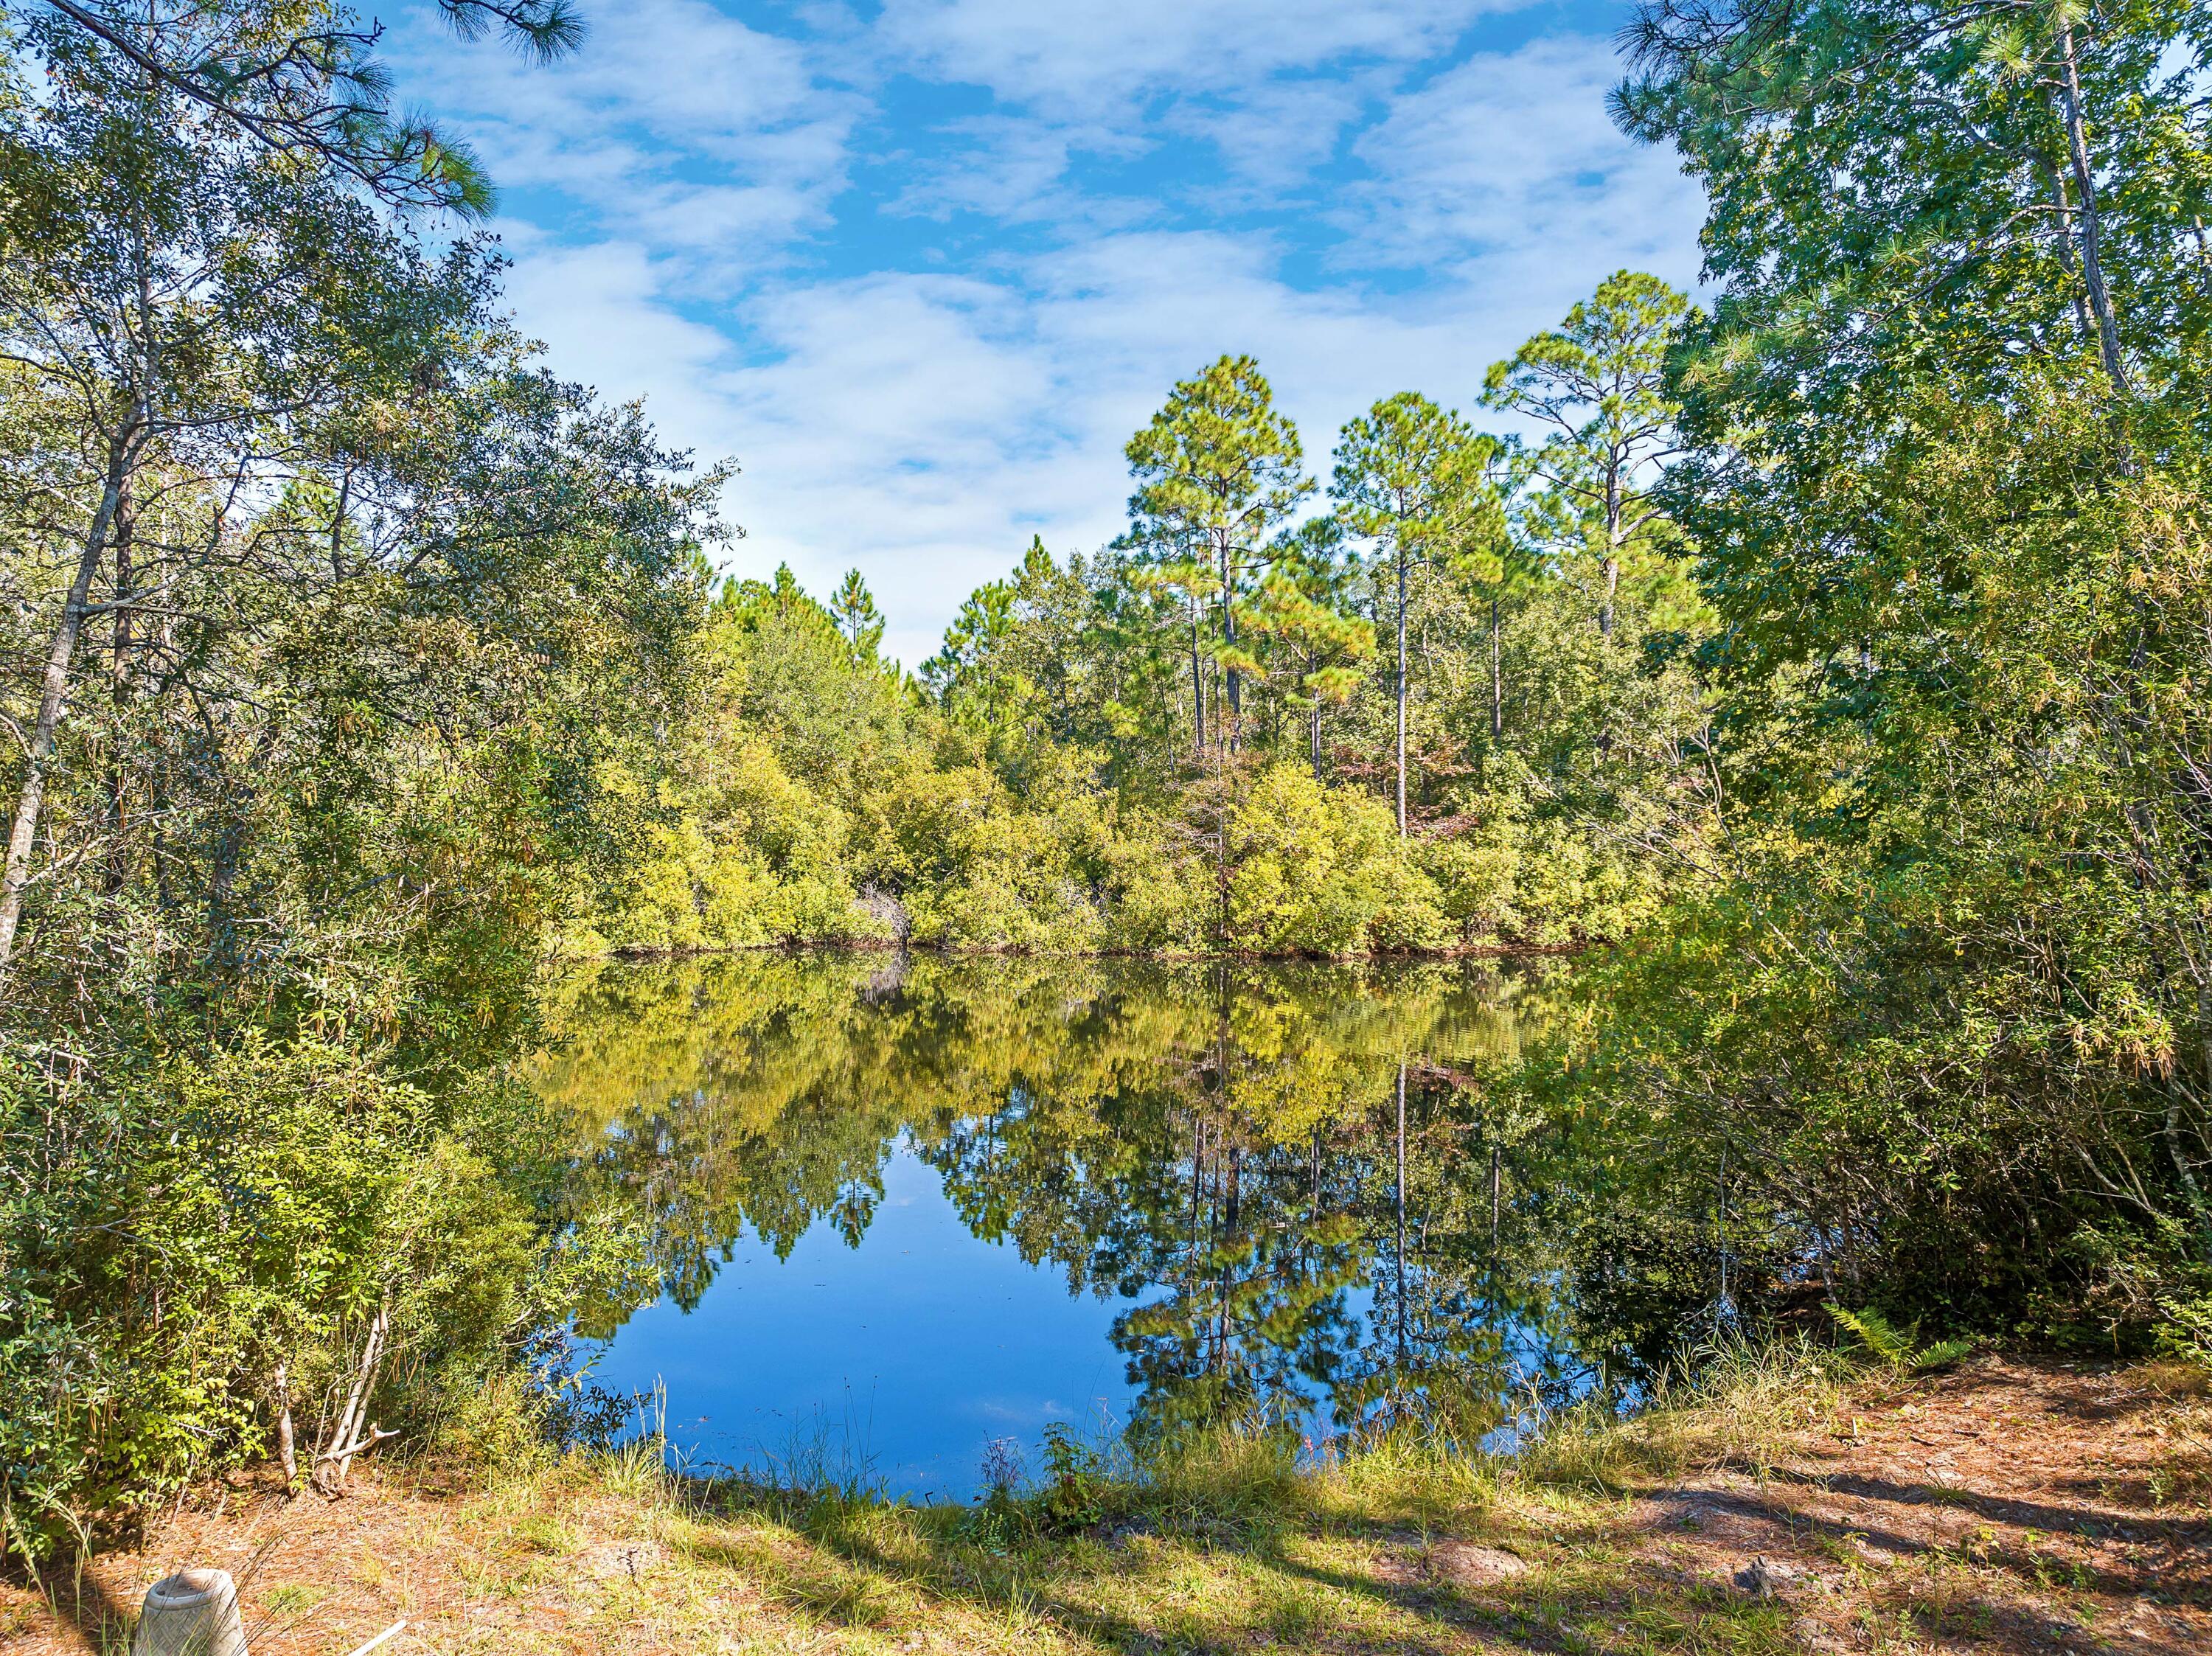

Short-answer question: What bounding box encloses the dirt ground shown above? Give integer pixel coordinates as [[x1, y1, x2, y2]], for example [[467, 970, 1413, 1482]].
[[5, 1354, 2208, 1655], [1600, 1355, 2212, 1655]]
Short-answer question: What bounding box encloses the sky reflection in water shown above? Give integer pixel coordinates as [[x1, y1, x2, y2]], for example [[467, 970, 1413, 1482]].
[[595, 1147, 1142, 1498], [532, 953, 1589, 1500]]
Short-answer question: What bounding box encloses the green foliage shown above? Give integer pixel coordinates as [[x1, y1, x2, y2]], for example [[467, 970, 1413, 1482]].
[[873, 756, 1113, 952], [1225, 766, 1446, 955], [1245, 546, 1377, 776], [0, 1035, 613, 1554], [1332, 393, 1503, 571], [1481, 270, 1693, 636], [574, 734, 873, 956], [2157, 1297, 2212, 1371], [1032, 1423, 1109, 1535], [579, 497, 1695, 958], [1825, 1307, 1975, 1375], [0, 0, 718, 1559], [1332, 392, 1507, 831], [1124, 354, 1318, 749], [830, 568, 886, 658], [1531, 0, 2212, 1340]]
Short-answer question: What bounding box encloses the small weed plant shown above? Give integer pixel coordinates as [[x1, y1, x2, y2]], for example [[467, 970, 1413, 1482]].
[[1826, 1304, 1975, 1375], [1034, 1423, 1107, 1535]]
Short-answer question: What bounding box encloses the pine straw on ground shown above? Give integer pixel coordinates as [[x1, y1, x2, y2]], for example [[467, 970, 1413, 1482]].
[[5, 1352, 2208, 1656]]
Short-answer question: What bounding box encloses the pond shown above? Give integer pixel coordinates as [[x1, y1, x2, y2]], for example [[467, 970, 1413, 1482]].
[[527, 952, 1712, 1501]]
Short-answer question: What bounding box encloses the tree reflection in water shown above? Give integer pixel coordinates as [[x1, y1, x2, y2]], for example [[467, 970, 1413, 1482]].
[[528, 951, 1715, 1451]]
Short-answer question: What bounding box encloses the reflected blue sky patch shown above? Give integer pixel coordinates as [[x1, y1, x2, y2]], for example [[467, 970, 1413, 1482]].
[[592, 1148, 1139, 1499]]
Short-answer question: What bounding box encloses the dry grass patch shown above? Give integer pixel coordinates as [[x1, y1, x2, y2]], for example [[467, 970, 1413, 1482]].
[[7, 1348, 2208, 1655]]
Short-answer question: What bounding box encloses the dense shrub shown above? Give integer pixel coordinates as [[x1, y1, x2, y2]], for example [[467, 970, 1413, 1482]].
[[0, 1034, 629, 1554], [1225, 767, 1446, 955], [571, 574, 1672, 961]]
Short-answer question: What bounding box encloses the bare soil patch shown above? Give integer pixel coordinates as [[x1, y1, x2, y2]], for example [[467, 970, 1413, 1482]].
[[1615, 1355, 2212, 1655]]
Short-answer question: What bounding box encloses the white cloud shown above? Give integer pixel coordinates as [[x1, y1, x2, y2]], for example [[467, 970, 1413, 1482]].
[[871, 0, 1543, 208], [1349, 35, 1704, 291], [389, 0, 858, 260], [877, 0, 1519, 113], [407, 0, 832, 153], [387, 4, 1707, 666], [882, 116, 1137, 226], [498, 238, 740, 442], [1162, 75, 1378, 192]]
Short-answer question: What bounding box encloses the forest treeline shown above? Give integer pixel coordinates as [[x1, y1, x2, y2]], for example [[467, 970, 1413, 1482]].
[[5, 0, 2211, 1565], [574, 273, 1703, 961]]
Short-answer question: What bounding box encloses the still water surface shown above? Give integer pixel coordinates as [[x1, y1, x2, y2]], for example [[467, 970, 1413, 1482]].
[[529, 952, 1640, 1500]]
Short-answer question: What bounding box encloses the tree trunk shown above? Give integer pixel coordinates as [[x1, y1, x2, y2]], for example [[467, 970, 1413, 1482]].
[[274, 1362, 298, 1489], [1189, 599, 1206, 762], [1215, 759, 1231, 950], [0, 439, 136, 967], [1219, 535, 1240, 752], [313, 1300, 390, 1495], [2057, 23, 2131, 397], [1600, 462, 1622, 639], [1394, 1064, 1408, 1364], [1395, 547, 1409, 837], [1714, 1144, 1731, 1335], [2042, 159, 2095, 342], [1489, 1140, 1500, 1245], [1489, 595, 1503, 741], [102, 476, 136, 897]]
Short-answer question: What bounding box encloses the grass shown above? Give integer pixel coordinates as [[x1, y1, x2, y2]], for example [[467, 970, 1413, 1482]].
[[392, 1342, 1865, 1655], [21, 1342, 2209, 1655], [2135, 1355, 2212, 1508], [1513, 1337, 1855, 1494]]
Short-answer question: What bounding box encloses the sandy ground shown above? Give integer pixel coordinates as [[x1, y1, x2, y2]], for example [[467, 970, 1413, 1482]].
[[1599, 1356, 2212, 1655]]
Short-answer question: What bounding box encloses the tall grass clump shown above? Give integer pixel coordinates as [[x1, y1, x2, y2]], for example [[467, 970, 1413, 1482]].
[[1312, 1423, 1501, 1532], [1514, 1335, 1854, 1492], [1130, 1421, 1304, 1531]]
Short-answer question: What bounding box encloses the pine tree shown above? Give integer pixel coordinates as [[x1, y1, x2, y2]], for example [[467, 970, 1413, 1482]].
[[1248, 518, 1375, 779], [1332, 394, 1503, 835], [1481, 273, 1686, 640], [922, 580, 1017, 717], [830, 568, 885, 658], [1125, 355, 1314, 756]]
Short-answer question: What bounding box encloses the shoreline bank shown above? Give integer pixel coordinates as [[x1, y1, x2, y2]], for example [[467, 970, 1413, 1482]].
[[11, 1352, 2207, 1655], [569, 939, 1589, 967]]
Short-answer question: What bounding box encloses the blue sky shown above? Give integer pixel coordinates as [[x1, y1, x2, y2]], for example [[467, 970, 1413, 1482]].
[[388, 0, 1705, 669]]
